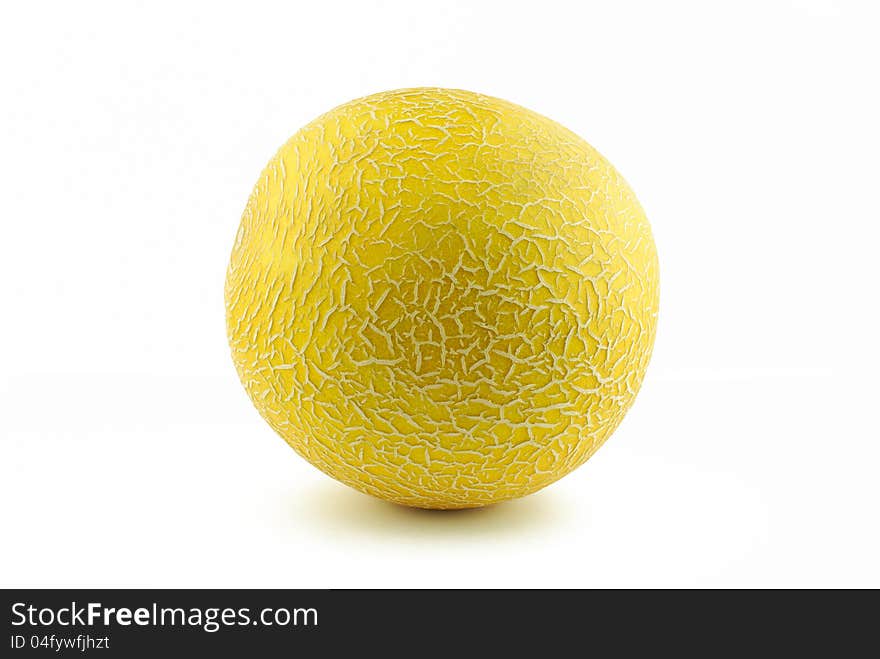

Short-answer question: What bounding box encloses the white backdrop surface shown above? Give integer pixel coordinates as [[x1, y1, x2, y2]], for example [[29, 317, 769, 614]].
[[1, 0, 878, 587]]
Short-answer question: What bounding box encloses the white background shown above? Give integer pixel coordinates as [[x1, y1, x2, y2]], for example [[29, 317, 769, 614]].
[[2, 0, 878, 588]]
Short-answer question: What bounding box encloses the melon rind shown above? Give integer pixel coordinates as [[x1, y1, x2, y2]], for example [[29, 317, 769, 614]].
[[225, 88, 659, 509]]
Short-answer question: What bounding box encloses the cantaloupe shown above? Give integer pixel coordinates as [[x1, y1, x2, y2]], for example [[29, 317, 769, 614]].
[[225, 88, 659, 509]]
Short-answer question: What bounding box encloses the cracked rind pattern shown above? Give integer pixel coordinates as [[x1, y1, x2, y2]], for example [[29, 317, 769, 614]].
[[225, 88, 659, 509]]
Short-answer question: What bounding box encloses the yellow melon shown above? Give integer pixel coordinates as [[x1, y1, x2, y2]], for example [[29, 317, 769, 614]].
[[225, 88, 659, 509]]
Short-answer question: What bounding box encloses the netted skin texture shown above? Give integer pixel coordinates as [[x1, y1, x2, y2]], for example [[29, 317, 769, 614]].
[[226, 88, 659, 509]]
